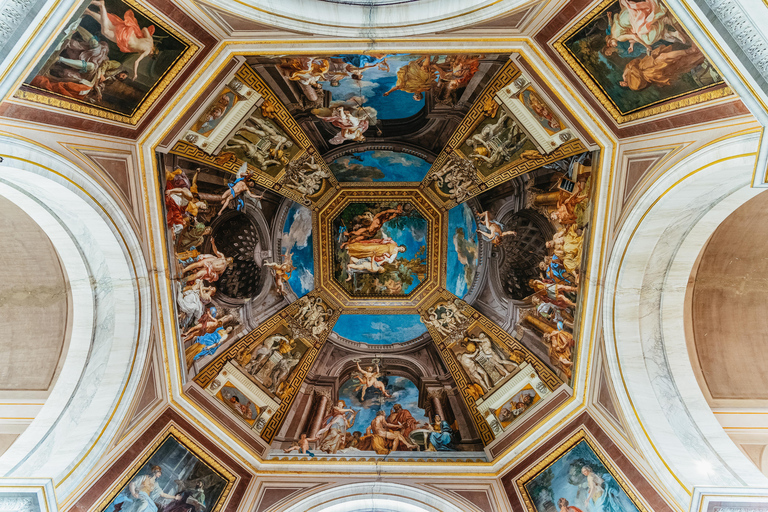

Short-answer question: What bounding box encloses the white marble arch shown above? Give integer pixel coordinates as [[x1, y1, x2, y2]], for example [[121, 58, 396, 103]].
[[602, 131, 768, 508], [0, 134, 151, 502], [187, 0, 537, 37], [275, 482, 473, 512]]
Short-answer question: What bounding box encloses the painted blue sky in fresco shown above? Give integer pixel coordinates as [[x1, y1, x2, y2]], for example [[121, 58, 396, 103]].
[[525, 439, 640, 512], [330, 150, 431, 182], [382, 214, 427, 294], [333, 314, 427, 344], [447, 203, 478, 298], [282, 203, 314, 297], [339, 375, 429, 436], [322, 55, 425, 120]]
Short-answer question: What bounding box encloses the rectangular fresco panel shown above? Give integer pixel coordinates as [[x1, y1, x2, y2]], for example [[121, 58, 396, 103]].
[[518, 432, 645, 512], [447, 202, 478, 298], [99, 429, 233, 512], [330, 150, 431, 182], [20, 0, 195, 123], [557, 0, 726, 121]]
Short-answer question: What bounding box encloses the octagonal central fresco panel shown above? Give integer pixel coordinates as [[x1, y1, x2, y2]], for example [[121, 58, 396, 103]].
[[332, 201, 427, 296], [317, 187, 445, 311]]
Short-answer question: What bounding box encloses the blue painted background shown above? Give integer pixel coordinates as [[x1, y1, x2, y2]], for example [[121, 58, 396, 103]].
[[333, 314, 427, 344], [331, 150, 431, 182], [339, 375, 429, 436], [447, 203, 478, 298], [282, 203, 314, 297]]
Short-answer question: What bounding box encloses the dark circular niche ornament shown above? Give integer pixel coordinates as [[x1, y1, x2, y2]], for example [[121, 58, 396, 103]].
[[496, 210, 549, 300], [212, 213, 261, 299]]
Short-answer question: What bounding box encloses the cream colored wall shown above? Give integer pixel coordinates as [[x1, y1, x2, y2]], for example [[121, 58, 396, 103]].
[[0, 195, 70, 456]]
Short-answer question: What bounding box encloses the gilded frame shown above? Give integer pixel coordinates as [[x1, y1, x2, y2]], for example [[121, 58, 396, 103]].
[[94, 424, 237, 512], [516, 429, 649, 512], [15, 0, 199, 125], [552, 0, 732, 124]]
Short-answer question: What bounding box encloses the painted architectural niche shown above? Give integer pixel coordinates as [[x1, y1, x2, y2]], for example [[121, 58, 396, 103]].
[[158, 56, 596, 464]]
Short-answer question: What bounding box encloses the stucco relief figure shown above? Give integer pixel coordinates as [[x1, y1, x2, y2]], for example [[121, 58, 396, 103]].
[[354, 361, 391, 401], [293, 296, 331, 336], [281, 155, 330, 201], [224, 117, 293, 172], [467, 332, 519, 378], [429, 153, 478, 203], [109, 465, 180, 512], [269, 350, 301, 393], [244, 334, 289, 376], [457, 347, 493, 392], [182, 239, 233, 284], [264, 251, 295, 296], [316, 401, 356, 454], [421, 307, 452, 336], [465, 112, 527, 169]]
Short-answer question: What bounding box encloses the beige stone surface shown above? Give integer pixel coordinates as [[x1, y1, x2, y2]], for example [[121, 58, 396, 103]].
[[0, 195, 69, 393]]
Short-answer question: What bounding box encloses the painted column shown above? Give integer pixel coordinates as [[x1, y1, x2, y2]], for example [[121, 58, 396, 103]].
[[308, 391, 329, 438], [429, 391, 445, 420]]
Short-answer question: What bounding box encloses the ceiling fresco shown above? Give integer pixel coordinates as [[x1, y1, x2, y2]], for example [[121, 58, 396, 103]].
[[159, 54, 595, 463], [16, 0, 197, 124], [552, 0, 731, 123]]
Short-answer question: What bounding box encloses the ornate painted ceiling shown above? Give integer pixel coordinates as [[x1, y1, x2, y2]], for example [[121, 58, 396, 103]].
[[1, 0, 766, 510], [155, 53, 595, 461]]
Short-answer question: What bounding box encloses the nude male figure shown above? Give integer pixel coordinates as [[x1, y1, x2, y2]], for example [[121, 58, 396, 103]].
[[356, 362, 391, 400], [370, 410, 418, 451], [341, 204, 404, 248]]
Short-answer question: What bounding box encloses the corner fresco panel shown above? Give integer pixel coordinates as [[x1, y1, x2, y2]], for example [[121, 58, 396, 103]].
[[20, 0, 195, 123], [518, 433, 645, 512], [557, 0, 727, 120], [99, 431, 232, 512]]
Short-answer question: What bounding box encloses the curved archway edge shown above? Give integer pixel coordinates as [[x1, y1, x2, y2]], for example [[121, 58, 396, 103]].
[[603, 132, 768, 505], [0, 135, 151, 501]]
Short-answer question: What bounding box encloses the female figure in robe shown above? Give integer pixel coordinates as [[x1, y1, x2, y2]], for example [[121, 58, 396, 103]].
[[316, 401, 356, 454], [184, 325, 232, 367], [426, 414, 454, 451], [84, 0, 158, 80], [604, 0, 686, 55], [620, 44, 705, 91]]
